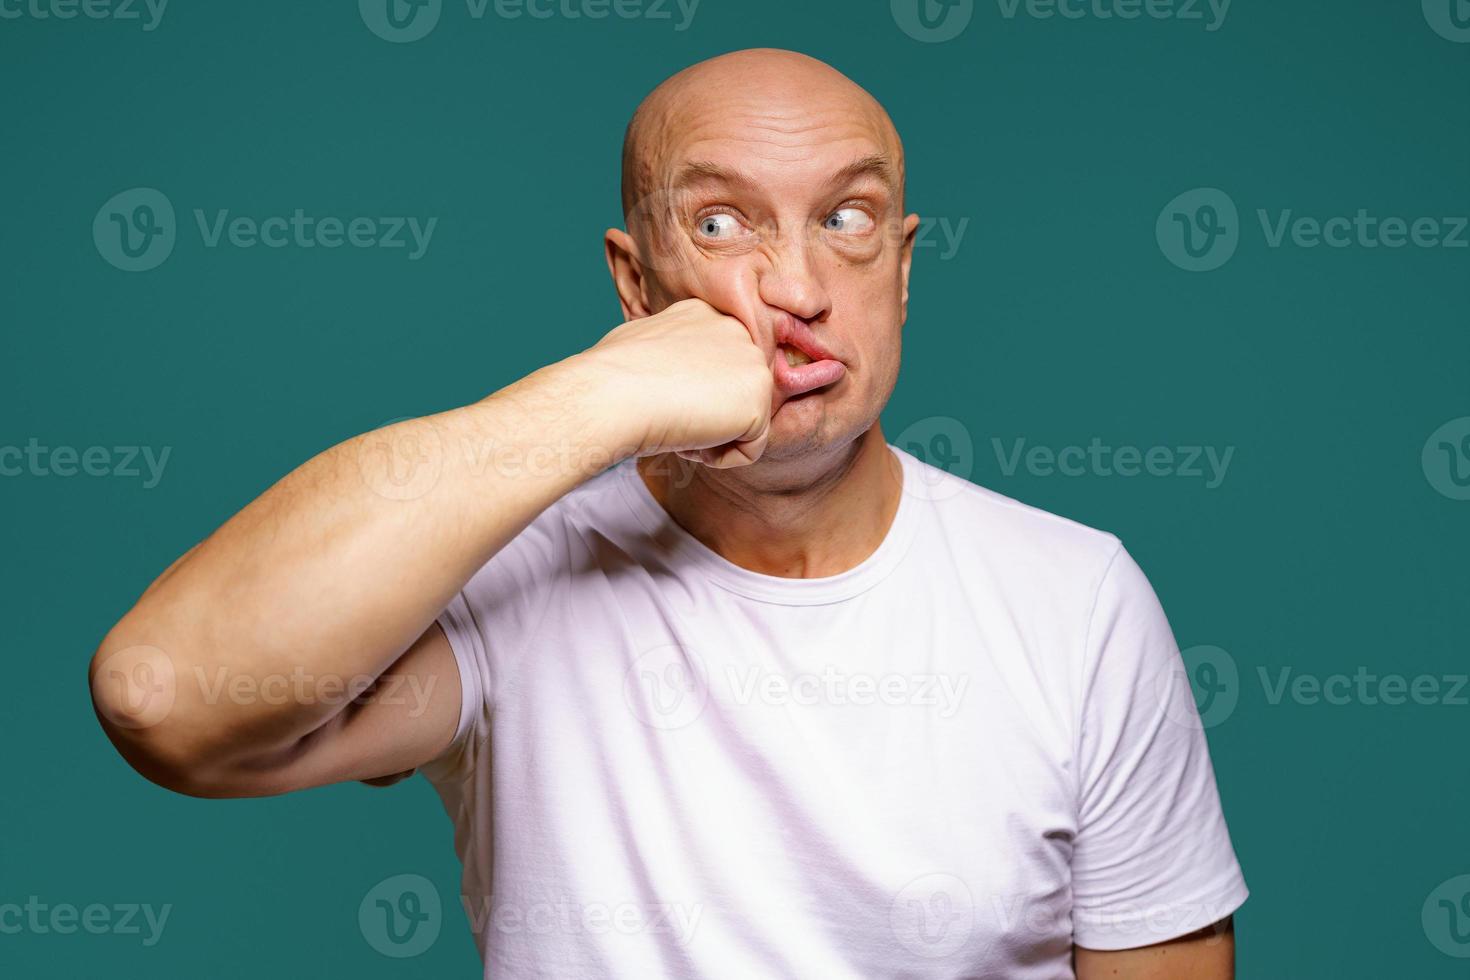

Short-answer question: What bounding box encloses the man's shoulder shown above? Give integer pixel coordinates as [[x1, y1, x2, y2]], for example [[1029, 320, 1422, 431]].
[[897, 446, 1124, 581]]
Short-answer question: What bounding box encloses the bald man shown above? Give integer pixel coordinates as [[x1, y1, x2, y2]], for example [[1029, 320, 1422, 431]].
[[92, 49, 1247, 978]]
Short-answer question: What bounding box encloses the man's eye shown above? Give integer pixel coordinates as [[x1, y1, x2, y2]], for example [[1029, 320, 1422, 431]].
[[824, 208, 875, 235], [695, 213, 744, 240]]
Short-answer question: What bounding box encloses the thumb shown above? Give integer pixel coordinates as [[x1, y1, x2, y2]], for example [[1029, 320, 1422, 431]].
[[676, 403, 770, 469]]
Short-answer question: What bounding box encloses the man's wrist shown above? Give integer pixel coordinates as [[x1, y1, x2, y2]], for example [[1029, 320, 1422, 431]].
[[463, 352, 644, 488]]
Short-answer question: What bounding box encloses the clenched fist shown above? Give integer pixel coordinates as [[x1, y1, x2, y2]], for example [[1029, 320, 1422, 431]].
[[583, 299, 774, 468]]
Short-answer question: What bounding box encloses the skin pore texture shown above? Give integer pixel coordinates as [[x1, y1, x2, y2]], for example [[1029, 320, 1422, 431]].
[[606, 48, 920, 579]]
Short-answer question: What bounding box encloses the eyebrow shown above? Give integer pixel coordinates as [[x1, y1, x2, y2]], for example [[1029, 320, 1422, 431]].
[[670, 153, 898, 196]]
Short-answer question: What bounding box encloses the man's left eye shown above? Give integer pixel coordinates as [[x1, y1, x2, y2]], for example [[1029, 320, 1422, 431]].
[[823, 208, 875, 235]]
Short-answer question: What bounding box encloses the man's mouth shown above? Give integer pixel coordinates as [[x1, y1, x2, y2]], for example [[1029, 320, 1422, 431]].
[[780, 344, 813, 367], [771, 322, 845, 398]]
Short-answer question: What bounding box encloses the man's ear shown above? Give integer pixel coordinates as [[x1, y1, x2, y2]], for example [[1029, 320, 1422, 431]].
[[605, 227, 653, 321], [898, 212, 921, 327]]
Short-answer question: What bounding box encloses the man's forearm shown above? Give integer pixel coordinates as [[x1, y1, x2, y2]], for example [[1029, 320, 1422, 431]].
[[91, 354, 629, 770]]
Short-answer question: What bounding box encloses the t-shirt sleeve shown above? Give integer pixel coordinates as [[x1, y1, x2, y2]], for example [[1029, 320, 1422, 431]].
[[435, 589, 493, 753], [429, 514, 567, 758], [1069, 543, 1248, 950]]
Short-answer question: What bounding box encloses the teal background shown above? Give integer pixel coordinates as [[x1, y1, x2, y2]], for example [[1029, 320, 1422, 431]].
[[3, 1, 1467, 976]]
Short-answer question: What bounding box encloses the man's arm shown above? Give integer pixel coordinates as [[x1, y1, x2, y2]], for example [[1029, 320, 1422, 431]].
[[1075, 915, 1235, 979], [88, 299, 773, 798]]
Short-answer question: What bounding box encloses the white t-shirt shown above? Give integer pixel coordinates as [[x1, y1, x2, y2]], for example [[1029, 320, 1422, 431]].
[[423, 446, 1248, 978]]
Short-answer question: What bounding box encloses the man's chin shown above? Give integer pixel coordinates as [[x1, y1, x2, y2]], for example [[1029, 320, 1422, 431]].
[[760, 394, 843, 462]]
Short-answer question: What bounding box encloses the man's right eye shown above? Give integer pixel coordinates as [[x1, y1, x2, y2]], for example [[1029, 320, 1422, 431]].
[[694, 213, 744, 240]]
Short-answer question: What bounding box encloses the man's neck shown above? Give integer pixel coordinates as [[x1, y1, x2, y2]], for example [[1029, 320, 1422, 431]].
[[636, 426, 903, 579]]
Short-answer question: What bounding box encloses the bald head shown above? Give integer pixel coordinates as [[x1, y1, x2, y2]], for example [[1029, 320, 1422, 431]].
[[620, 49, 906, 224]]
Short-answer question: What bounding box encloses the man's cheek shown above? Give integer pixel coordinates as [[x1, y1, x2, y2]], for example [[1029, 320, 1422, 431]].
[[695, 267, 769, 342]]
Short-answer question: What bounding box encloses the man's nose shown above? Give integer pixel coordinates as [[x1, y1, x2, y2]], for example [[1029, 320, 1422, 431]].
[[756, 229, 831, 323]]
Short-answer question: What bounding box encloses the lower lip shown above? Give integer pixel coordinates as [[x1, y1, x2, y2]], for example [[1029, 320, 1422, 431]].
[[773, 356, 846, 398]]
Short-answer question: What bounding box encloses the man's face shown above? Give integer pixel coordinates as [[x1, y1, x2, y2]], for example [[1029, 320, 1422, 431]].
[[625, 73, 920, 464]]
